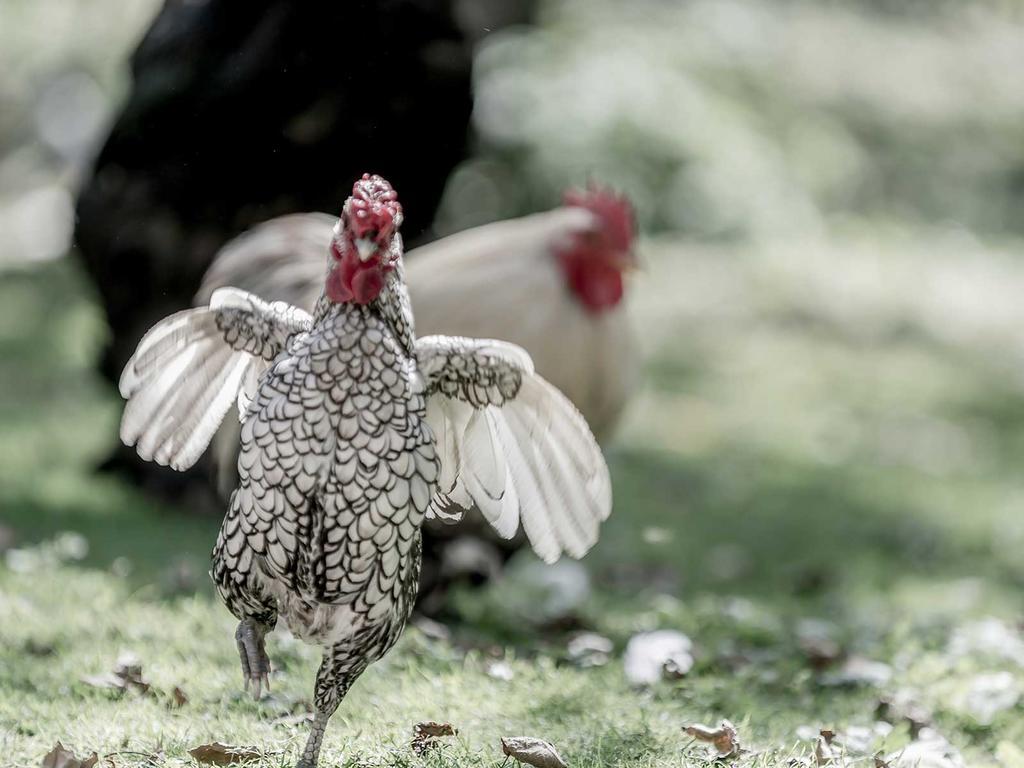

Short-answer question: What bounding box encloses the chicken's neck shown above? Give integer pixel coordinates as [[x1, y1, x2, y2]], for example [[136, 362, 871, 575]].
[[373, 264, 417, 356], [313, 264, 416, 356]]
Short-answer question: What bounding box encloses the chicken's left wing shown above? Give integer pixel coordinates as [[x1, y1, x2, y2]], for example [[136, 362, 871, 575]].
[[119, 288, 312, 472], [417, 335, 612, 563]]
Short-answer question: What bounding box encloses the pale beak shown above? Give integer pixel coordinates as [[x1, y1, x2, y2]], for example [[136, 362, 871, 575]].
[[355, 238, 376, 262]]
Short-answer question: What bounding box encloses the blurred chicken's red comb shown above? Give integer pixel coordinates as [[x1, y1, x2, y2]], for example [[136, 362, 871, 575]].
[[563, 184, 634, 252], [346, 173, 403, 239]]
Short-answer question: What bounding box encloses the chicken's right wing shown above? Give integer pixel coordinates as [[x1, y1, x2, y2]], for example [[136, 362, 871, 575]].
[[119, 288, 312, 472]]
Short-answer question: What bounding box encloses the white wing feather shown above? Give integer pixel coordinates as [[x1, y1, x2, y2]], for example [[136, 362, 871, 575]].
[[119, 308, 261, 471], [119, 288, 309, 473], [423, 350, 611, 563]]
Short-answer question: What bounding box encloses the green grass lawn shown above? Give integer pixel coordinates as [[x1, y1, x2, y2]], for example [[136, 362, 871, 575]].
[[2, 241, 1024, 768]]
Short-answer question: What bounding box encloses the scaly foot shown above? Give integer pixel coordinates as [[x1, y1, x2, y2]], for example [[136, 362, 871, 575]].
[[235, 618, 271, 700], [295, 710, 331, 768]]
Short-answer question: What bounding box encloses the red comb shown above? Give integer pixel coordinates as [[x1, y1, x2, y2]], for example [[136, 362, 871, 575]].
[[347, 173, 403, 240], [563, 184, 634, 252]]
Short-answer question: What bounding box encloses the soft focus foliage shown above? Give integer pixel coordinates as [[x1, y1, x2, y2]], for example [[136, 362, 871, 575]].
[[439, 0, 1024, 240], [0, 0, 160, 267]]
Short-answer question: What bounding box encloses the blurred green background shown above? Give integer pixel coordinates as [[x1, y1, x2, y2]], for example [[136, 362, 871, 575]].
[[2, 1, 1024, 767]]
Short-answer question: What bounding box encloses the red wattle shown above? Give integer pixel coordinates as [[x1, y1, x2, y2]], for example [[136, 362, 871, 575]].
[[558, 247, 625, 313], [326, 264, 354, 303], [351, 266, 384, 304], [325, 249, 386, 305]]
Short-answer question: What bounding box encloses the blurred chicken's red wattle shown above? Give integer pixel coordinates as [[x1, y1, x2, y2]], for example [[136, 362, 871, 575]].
[[326, 246, 386, 305]]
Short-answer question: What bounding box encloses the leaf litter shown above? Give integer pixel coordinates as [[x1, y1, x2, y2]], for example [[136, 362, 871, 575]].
[[683, 720, 741, 759], [501, 736, 568, 768], [41, 743, 100, 768], [82, 652, 149, 695], [411, 721, 458, 756], [187, 742, 264, 766], [170, 686, 188, 708]]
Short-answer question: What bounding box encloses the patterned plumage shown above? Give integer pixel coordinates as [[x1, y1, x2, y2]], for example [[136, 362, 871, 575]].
[[196, 192, 639, 446], [197, 197, 639, 554], [119, 175, 611, 768]]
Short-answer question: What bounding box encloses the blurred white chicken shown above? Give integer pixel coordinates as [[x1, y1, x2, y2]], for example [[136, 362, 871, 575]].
[[198, 187, 640, 506]]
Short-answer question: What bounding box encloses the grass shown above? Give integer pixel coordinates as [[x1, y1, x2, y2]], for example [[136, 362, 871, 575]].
[[2, 239, 1024, 768]]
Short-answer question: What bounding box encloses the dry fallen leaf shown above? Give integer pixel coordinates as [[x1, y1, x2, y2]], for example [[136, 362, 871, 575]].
[[874, 752, 892, 768], [814, 732, 836, 766], [411, 721, 458, 756], [83, 653, 150, 695], [501, 736, 568, 768], [41, 742, 98, 768], [188, 742, 262, 765], [683, 719, 741, 759], [170, 686, 188, 708]]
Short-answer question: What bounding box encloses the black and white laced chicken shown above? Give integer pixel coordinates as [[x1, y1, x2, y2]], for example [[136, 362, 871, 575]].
[[118, 174, 611, 768]]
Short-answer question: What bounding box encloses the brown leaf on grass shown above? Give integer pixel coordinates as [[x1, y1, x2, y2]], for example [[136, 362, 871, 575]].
[[873, 753, 891, 768], [411, 721, 458, 755], [187, 743, 262, 765], [500, 736, 568, 768], [83, 653, 150, 695], [170, 686, 188, 708], [814, 733, 836, 766], [683, 719, 741, 759], [41, 742, 98, 768]]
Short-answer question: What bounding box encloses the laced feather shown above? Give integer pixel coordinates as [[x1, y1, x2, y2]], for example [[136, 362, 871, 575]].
[[421, 337, 611, 563], [119, 289, 306, 473]]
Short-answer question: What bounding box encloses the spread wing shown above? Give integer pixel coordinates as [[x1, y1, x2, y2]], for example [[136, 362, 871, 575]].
[[119, 288, 312, 471], [417, 335, 612, 563], [195, 214, 335, 497]]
